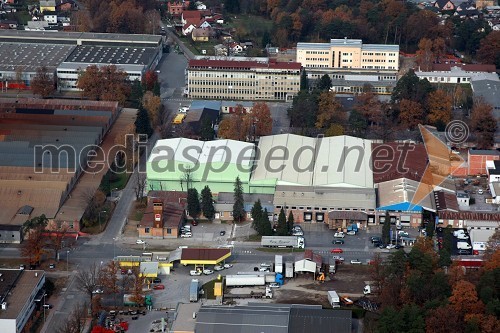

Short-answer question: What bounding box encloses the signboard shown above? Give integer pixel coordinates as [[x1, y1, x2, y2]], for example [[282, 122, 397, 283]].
[[155, 214, 161, 221]]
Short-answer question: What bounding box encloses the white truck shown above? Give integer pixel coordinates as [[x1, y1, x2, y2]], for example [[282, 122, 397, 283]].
[[285, 262, 294, 278], [261, 236, 305, 249], [275, 255, 283, 274], [457, 242, 472, 250], [333, 232, 345, 238], [190, 279, 199, 302], [226, 275, 266, 287], [363, 285, 379, 295], [328, 291, 340, 308]]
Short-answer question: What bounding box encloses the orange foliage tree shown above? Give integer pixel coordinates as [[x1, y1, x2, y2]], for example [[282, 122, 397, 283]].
[[470, 100, 497, 149], [427, 89, 452, 126], [77, 65, 131, 105], [399, 99, 425, 130]]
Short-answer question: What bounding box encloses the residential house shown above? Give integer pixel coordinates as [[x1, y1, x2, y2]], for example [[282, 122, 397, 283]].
[[181, 10, 201, 25], [213, 44, 228, 56], [192, 28, 210, 42], [0, 20, 17, 29], [433, 0, 455, 11], [56, 0, 74, 11], [477, 0, 495, 10], [229, 42, 243, 54], [43, 11, 58, 25], [455, 1, 479, 17], [39, 0, 57, 12], [220, 101, 254, 114], [137, 191, 187, 239], [181, 10, 211, 35], [182, 23, 196, 35], [168, 1, 190, 16]]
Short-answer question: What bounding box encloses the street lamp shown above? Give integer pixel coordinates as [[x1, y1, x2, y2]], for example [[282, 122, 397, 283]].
[[113, 237, 117, 260], [99, 210, 107, 232], [66, 250, 70, 277]]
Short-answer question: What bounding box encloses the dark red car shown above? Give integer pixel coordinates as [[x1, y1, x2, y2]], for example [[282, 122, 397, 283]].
[[153, 284, 165, 290], [331, 248, 343, 254]]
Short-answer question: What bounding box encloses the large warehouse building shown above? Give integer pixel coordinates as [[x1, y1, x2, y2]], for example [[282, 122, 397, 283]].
[[0, 30, 163, 90], [147, 138, 255, 194]]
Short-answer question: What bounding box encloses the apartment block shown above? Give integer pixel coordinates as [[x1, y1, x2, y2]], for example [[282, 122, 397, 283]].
[[186, 59, 301, 101], [296, 38, 399, 71]]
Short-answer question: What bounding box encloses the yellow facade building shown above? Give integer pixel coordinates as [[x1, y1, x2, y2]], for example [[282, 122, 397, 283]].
[[296, 38, 399, 71]]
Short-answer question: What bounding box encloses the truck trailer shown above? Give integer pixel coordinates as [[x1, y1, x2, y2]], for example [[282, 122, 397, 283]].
[[328, 291, 340, 308], [261, 236, 305, 249], [190, 279, 199, 302], [275, 255, 283, 274], [285, 262, 294, 278], [226, 275, 266, 287], [224, 286, 273, 299]]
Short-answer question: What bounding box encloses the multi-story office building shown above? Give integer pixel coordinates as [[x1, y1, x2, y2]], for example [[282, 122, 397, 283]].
[[186, 59, 301, 101], [296, 38, 399, 71]]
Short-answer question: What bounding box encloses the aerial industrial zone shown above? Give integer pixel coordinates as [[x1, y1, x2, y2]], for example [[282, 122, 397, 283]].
[[0, 0, 499, 333]]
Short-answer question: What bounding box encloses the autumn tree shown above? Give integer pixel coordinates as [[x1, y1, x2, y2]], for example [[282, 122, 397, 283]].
[[427, 89, 452, 127], [399, 99, 425, 130], [471, 100, 497, 149], [315, 91, 344, 129], [144, 9, 161, 34], [449, 280, 485, 317], [142, 70, 158, 92], [477, 31, 500, 68], [218, 105, 246, 141], [30, 66, 55, 98], [100, 261, 120, 306], [416, 38, 433, 71], [142, 91, 162, 128], [21, 215, 49, 266], [77, 65, 131, 104], [55, 302, 87, 333], [130, 268, 146, 305], [244, 102, 273, 139], [47, 223, 69, 261], [324, 123, 344, 136]]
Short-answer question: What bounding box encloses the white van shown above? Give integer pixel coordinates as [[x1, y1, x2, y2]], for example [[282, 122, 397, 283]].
[[457, 242, 472, 250]]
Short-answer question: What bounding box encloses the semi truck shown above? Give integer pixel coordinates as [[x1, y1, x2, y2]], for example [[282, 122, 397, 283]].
[[275, 255, 283, 274], [261, 236, 305, 249], [224, 286, 273, 299], [328, 291, 340, 308], [328, 257, 337, 274], [226, 275, 266, 287], [236, 272, 284, 285], [190, 279, 199, 302]]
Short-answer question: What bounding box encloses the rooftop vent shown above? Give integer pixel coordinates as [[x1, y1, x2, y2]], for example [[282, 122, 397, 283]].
[[1, 302, 7, 310]]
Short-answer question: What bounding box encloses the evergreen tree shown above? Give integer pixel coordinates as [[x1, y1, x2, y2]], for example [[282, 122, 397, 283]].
[[201, 186, 215, 220], [232, 176, 245, 223], [187, 188, 201, 218], [287, 211, 294, 235], [300, 70, 308, 91], [425, 218, 435, 238], [251, 199, 263, 234], [276, 208, 287, 236], [130, 80, 144, 108], [134, 106, 153, 137], [315, 74, 332, 91], [261, 208, 272, 236], [382, 211, 391, 245], [200, 116, 215, 141]]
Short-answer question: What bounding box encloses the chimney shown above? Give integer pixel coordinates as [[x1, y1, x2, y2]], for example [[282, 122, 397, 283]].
[[153, 201, 163, 228]]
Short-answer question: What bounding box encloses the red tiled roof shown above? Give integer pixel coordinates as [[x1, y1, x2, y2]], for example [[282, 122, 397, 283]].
[[433, 190, 459, 212], [181, 248, 231, 261], [438, 211, 500, 221], [431, 63, 497, 72], [182, 10, 202, 19], [140, 201, 184, 229], [188, 59, 302, 70], [372, 143, 428, 183]]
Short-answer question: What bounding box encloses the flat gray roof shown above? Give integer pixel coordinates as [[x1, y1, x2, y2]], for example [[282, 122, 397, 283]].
[[362, 44, 399, 52], [471, 79, 500, 107], [58, 61, 146, 73], [65, 45, 158, 66], [0, 42, 75, 73], [0, 30, 162, 45]]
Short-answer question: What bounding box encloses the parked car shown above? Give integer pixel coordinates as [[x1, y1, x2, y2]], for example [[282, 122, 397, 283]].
[[268, 282, 280, 288], [136, 239, 145, 245], [92, 288, 104, 294], [223, 263, 233, 269], [478, 189, 484, 195], [332, 239, 345, 244], [191, 220, 198, 226], [203, 269, 214, 275], [333, 232, 345, 238], [350, 259, 362, 265], [370, 236, 381, 243], [49, 263, 55, 269], [395, 244, 404, 249], [332, 256, 344, 262], [153, 278, 161, 283], [386, 244, 396, 249], [153, 284, 165, 290], [378, 244, 386, 249], [190, 270, 202, 276], [346, 230, 356, 235], [214, 265, 224, 271], [43, 304, 53, 309], [259, 267, 270, 272], [331, 248, 343, 254], [19, 264, 26, 270], [457, 249, 471, 255], [220, 230, 226, 236], [181, 232, 192, 238], [260, 263, 271, 268]]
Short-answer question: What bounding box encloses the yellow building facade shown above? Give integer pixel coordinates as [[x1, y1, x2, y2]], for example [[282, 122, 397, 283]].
[[296, 38, 399, 71]]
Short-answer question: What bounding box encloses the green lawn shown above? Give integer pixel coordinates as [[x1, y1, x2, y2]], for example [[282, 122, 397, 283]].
[[227, 15, 274, 37]]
